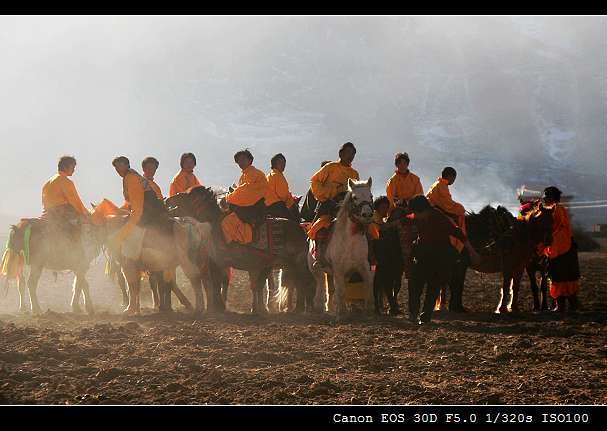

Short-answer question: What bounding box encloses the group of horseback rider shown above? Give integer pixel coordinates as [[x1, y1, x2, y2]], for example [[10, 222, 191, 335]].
[[32, 141, 580, 322]]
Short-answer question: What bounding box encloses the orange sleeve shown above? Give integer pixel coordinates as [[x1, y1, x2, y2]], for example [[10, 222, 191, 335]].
[[191, 174, 201, 188], [310, 164, 333, 202], [126, 175, 144, 225], [386, 175, 396, 209], [63, 179, 90, 215]]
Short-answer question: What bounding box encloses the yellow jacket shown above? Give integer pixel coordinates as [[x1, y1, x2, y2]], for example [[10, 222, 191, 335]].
[[386, 170, 423, 209], [226, 165, 268, 207], [310, 161, 359, 202], [426, 177, 465, 218], [265, 168, 296, 208], [42, 172, 89, 216], [169, 169, 201, 197]]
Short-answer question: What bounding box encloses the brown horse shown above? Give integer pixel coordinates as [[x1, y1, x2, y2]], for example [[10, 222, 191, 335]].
[[166, 186, 315, 314], [453, 204, 553, 313], [2, 218, 103, 315], [99, 214, 216, 315]]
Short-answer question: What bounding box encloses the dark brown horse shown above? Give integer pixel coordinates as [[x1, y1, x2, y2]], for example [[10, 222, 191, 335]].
[[458, 203, 553, 313], [166, 186, 315, 314]]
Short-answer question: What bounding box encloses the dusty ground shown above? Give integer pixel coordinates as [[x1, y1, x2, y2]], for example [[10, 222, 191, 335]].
[[0, 250, 605, 405]]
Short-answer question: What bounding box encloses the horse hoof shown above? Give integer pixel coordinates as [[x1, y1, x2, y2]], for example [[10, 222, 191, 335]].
[[71, 306, 83, 314], [123, 308, 140, 316]]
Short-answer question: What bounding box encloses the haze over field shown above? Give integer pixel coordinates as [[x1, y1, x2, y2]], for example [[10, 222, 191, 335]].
[[1, 16, 606, 228]]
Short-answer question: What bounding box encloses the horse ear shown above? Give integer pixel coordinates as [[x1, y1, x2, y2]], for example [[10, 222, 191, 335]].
[[367, 177, 372, 188]]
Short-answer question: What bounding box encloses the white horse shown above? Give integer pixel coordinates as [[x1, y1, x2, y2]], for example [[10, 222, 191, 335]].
[[308, 178, 375, 318]]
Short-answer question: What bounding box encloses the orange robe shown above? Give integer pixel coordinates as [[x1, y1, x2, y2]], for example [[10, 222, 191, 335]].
[[145, 176, 163, 200], [41, 172, 90, 216], [385, 170, 423, 210], [308, 161, 359, 239], [225, 165, 268, 207], [426, 177, 466, 252], [265, 168, 296, 208], [545, 204, 579, 298], [169, 169, 201, 197], [114, 170, 149, 243], [222, 165, 268, 244]]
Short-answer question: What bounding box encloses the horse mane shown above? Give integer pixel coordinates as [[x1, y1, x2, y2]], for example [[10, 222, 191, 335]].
[[335, 191, 352, 223], [466, 204, 516, 249]]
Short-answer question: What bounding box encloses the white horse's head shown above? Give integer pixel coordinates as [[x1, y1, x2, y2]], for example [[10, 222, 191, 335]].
[[346, 177, 374, 224]]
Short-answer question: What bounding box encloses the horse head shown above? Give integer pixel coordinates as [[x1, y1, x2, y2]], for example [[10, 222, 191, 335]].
[[346, 177, 374, 225], [166, 186, 221, 223], [526, 202, 553, 247]]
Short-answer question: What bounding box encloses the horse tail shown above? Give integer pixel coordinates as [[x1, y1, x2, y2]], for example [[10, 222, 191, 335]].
[[1, 224, 26, 280]]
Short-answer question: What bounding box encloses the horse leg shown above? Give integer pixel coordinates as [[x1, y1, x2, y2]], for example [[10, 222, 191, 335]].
[[171, 281, 193, 311], [498, 273, 513, 314], [27, 265, 43, 315], [188, 275, 204, 314], [18, 276, 28, 313], [117, 268, 129, 308], [149, 274, 160, 310], [540, 269, 549, 311], [79, 275, 94, 315], [312, 271, 327, 312], [373, 265, 384, 315], [333, 271, 347, 319], [510, 269, 523, 313], [528, 265, 541, 312], [495, 275, 506, 314], [359, 264, 375, 315], [122, 265, 141, 315], [70, 275, 83, 314], [327, 275, 336, 313]]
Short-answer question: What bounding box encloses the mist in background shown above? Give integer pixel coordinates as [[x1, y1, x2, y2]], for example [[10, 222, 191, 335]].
[[1, 15, 606, 229]]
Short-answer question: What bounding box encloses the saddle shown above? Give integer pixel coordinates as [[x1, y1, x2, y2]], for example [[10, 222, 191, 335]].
[[235, 216, 286, 255]]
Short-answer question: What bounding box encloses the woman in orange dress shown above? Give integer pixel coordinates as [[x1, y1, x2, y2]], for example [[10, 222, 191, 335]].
[[542, 186, 581, 312]]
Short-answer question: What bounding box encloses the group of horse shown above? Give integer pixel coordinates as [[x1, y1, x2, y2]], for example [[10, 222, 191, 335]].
[[2, 177, 554, 320]]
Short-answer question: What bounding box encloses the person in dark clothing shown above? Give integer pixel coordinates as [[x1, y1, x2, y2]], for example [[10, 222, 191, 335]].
[[407, 195, 467, 324]]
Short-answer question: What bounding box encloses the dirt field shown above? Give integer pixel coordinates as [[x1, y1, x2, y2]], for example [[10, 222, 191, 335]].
[[0, 250, 605, 405]]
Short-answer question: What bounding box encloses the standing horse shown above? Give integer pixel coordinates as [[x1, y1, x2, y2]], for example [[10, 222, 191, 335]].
[[1, 219, 102, 315], [166, 186, 314, 314], [456, 204, 553, 313], [309, 178, 375, 318], [99, 213, 216, 315]]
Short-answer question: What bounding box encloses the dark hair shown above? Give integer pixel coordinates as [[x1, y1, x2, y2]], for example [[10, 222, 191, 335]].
[[180, 152, 196, 168], [441, 167, 457, 179], [234, 149, 254, 163], [58, 155, 77, 172], [142, 156, 159, 169], [543, 186, 562, 203], [409, 195, 432, 212], [338, 142, 357, 156], [270, 153, 286, 169], [394, 152, 410, 166], [373, 196, 390, 210], [321, 160, 331, 167], [112, 156, 130, 168]]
